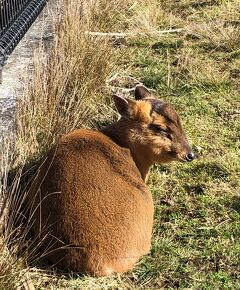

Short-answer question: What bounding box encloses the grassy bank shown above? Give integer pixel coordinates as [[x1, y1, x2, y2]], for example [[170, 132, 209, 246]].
[[0, 0, 239, 289]]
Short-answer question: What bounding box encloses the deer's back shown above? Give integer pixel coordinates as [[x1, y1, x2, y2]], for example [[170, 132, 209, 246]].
[[29, 129, 154, 275]]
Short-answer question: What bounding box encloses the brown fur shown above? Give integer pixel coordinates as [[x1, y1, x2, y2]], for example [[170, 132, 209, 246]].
[[28, 86, 194, 276]]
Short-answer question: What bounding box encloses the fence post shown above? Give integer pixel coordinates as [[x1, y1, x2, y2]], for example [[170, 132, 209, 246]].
[[0, 55, 4, 84], [0, 0, 48, 83]]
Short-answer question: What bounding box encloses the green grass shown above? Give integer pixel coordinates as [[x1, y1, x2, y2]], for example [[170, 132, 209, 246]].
[[122, 9, 239, 290], [1, 0, 240, 289], [87, 1, 240, 288], [112, 3, 240, 287]]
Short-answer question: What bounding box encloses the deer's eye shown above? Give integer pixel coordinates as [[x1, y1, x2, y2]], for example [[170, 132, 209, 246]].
[[149, 124, 172, 140], [150, 124, 168, 133]]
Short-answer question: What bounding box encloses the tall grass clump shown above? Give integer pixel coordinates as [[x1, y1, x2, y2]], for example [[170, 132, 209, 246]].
[[123, 0, 182, 33], [16, 1, 117, 163], [0, 137, 35, 290]]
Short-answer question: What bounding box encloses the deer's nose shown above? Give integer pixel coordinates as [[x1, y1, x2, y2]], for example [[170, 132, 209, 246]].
[[186, 152, 195, 162]]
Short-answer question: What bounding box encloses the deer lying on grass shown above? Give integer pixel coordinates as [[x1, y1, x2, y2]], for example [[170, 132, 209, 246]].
[[28, 85, 195, 276]]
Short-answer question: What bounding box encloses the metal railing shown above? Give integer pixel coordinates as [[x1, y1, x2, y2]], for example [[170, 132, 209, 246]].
[[0, 0, 48, 82]]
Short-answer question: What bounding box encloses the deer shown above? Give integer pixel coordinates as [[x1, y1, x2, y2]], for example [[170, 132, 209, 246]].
[[28, 85, 195, 276]]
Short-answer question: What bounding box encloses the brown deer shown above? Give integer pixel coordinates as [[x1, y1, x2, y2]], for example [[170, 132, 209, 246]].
[[28, 85, 195, 276]]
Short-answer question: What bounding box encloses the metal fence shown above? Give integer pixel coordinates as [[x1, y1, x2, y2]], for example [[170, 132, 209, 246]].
[[0, 0, 47, 82]]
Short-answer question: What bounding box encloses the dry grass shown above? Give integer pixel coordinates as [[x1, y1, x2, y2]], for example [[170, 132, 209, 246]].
[[187, 22, 240, 52], [121, 0, 181, 33], [16, 2, 116, 164], [0, 138, 30, 290], [170, 47, 230, 90]]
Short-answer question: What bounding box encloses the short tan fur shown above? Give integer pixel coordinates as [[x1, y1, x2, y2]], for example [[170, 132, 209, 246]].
[[28, 86, 194, 276]]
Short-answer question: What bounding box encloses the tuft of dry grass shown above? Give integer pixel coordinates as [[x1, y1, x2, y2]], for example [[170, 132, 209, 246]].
[[123, 0, 183, 33], [16, 1, 116, 164], [0, 138, 30, 290], [187, 21, 240, 52], [170, 47, 230, 90]]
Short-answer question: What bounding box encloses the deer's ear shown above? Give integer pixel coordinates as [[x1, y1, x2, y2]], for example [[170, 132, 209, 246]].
[[135, 85, 152, 100], [113, 95, 136, 117]]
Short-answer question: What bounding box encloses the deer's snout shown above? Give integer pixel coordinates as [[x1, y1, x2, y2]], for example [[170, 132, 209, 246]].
[[185, 151, 195, 162]]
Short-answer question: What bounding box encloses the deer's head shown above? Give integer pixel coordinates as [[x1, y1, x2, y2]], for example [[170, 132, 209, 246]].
[[113, 86, 195, 169]]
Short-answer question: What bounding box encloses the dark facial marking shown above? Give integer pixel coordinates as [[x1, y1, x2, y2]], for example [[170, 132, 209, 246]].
[[148, 99, 179, 126], [148, 99, 163, 116], [148, 124, 173, 140], [149, 123, 168, 133]]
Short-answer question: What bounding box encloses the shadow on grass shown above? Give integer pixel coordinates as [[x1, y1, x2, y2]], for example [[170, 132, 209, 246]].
[[226, 195, 240, 213], [184, 162, 231, 180]]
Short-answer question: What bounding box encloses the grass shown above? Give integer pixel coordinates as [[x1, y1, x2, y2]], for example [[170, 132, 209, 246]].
[[0, 0, 240, 289]]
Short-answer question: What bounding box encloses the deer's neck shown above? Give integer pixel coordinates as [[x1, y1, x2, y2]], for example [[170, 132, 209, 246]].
[[101, 120, 152, 181]]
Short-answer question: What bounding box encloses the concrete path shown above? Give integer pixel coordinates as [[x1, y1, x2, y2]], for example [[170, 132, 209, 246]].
[[0, 0, 58, 140]]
